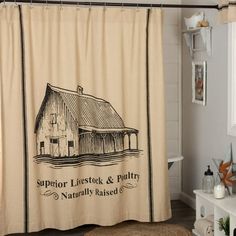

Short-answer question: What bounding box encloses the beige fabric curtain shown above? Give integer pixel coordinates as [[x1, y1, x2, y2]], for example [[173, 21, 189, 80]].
[[218, 0, 236, 23], [0, 5, 25, 235], [0, 5, 171, 234]]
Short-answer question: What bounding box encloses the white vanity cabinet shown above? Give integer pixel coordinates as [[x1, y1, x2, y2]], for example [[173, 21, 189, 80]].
[[193, 190, 236, 236]]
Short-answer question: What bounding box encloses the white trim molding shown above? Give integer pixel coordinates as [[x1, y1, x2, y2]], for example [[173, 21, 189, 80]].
[[180, 192, 196, 210], [171, 192, 180, 200], [228, 23, 236, 136]]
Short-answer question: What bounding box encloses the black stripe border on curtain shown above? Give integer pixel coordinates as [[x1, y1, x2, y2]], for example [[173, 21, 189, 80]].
[[18, 5, 29, 234], [146, 8, 154, 222]]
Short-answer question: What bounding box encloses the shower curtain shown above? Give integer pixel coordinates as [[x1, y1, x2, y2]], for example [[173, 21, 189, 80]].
[[218, 0, 236, 22], [0, 4, 171, 235]]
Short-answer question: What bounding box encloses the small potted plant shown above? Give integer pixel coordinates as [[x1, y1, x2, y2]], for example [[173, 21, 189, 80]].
[[218, 216, 230, 236]]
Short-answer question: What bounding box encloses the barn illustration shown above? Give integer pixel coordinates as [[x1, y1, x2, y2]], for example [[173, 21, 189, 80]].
[[34, 84, 139, 161]]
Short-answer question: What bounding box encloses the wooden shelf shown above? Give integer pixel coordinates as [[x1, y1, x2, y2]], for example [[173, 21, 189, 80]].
[[182, 27, 207, 33]]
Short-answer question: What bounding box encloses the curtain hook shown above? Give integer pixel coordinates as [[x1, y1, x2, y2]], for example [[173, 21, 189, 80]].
[[3, 0, 6, 8], [60, 0, 63, 10], [136, 3, 139, 12], [30, 0, 33, 9], [89, 2, 91, 11], [121, 2, 124, 11], [160, 1, 163, 9], [158, 0, 162, 9], [150, 3, 153, 11], [45, 0, 48, 9], [14, 0, 18, 8], [103, 2, 106, 11], [76, 1, 80, 11]]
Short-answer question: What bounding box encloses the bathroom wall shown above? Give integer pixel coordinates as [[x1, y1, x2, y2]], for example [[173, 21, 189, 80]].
[[162, 4, 182, 199], [181, 0, 236, 206]]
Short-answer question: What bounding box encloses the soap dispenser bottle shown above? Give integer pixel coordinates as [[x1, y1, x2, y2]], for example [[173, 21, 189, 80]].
[[202, 165, 215, 194]]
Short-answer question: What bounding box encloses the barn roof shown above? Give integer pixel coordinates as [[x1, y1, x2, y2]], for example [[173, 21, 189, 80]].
[[34, 84, 137, 133]]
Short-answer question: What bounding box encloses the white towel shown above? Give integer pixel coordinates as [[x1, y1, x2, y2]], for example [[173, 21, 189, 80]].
[[194, 218, 214, 236]]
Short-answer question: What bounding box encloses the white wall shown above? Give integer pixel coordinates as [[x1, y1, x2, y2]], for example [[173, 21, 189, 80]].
[[162, 5, 182, 199], [181, 0, 236, 200]]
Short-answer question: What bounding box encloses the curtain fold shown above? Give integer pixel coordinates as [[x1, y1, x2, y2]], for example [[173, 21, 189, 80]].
[[148, 9, 171, 221], [0, 5, 25, 235], [0, 5, 171, 234], [218, 0, 236, 23]]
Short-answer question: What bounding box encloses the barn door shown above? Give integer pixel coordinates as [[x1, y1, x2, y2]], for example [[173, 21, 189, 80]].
[[40, 141, 45, 155], [68, 141, 74, 156], [50, 138, 59, 157]]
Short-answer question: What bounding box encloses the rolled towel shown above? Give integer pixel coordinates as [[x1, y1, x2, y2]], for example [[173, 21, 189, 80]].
[[194, 218, 214, 236]]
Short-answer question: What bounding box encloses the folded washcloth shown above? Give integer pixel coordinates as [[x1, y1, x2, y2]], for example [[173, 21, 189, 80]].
[[194, 217, 214, 236]]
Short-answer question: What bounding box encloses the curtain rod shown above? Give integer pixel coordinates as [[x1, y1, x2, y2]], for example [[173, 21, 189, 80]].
[[0, 1, 219, 9]]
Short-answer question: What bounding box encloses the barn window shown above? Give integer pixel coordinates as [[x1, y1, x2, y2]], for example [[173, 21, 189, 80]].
[[50, 113, 57, 125], [68, 141, 74, 147], [50, 138, 58, 144]]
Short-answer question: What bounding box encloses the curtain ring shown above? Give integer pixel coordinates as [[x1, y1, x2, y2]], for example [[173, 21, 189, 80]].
[[121, 2, 124, 11]]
